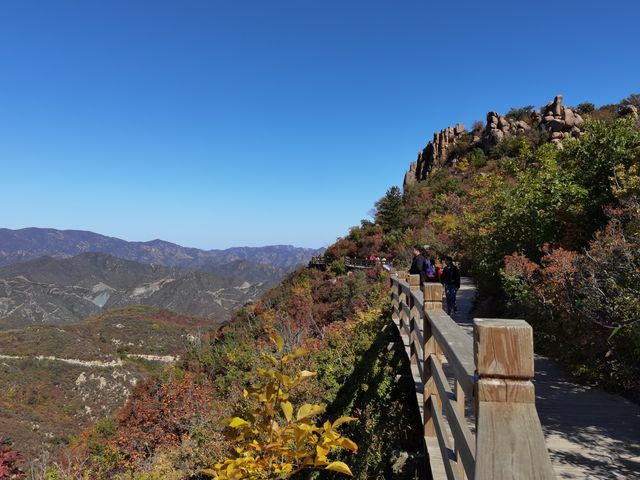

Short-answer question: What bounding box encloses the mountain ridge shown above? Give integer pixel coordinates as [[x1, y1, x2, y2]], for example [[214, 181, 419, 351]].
[[0, 227, 324, 269], [0, 252, 281, 329]]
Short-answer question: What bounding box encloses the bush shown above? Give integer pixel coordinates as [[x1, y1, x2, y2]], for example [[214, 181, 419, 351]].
[[468, 148, 487, 168], [576, 102, 595, 114], [505, 105, 534, 122]]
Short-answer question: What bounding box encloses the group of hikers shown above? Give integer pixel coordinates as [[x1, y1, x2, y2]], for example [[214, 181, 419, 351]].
[[409, 245, 460, 315]]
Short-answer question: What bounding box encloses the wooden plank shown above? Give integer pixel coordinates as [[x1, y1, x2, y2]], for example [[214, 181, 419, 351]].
[[430, 355, 476, 478], [474, 319, 534, 379], [425, 437, 447, 480], [431, 394, 461, 480], [400, 303, 411, 322], [402, 319, 411, 338], [423, 310, 438, 437], [426, 309, 475, 397], [413, 323, 425, 352], [474, 403, 555, 480], [416, 352, 425, 384], [455, 379, 466, 480]]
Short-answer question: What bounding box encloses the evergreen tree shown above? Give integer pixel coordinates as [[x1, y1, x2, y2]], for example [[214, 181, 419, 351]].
[[374, 186, 406, 233]]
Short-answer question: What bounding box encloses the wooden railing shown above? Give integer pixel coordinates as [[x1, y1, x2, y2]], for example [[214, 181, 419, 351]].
[[390, 273, 555, 480]]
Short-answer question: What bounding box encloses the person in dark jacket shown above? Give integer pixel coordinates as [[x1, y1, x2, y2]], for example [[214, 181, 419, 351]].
[[409, 245, 427, 284], [441, 256, 461, 315]]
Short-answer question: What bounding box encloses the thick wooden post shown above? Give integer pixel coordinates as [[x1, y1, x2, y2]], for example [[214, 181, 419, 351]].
[[423, 283, 444, 311], [409, 274, 421, 291], [473, 319, 555, 480]]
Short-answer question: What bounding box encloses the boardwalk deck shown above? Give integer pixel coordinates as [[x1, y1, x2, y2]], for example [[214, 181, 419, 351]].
[[447, 277, 640, 479]]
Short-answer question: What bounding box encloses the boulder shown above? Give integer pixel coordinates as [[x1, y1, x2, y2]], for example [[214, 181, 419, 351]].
[[548, 119, 567, 133], [619, 104, 639, 119], [551, 95, 563, 116]]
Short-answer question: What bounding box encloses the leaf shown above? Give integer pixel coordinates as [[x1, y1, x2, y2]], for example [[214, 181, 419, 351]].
[[608, 325, 622, 341], [297, 403, 325, 420], [281, 401, 293, 422], [228, 417, 250, 428], [271, 334, 284, 352], [325, 461, 353, 476], [198, 468, 218, 478], [337, 437, 358, 452], [292, 347, 309, 357], [332, 416, 357, 428]]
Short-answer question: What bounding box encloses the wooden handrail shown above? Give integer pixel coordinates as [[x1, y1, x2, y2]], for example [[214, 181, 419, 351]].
[[390, 274, 555, 480]]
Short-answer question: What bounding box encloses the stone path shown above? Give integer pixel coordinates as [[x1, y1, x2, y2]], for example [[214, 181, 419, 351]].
[[453, 277, 640, 479]]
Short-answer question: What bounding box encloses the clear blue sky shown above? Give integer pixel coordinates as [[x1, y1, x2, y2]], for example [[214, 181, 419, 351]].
[[1, 1, 638, 249]]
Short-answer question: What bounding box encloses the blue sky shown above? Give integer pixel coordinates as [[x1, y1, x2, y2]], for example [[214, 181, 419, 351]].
[[1, 1, 638, 249]]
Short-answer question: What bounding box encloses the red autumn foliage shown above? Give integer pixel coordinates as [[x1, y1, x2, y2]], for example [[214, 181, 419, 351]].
[[112, 371, 213, 466], [0, 438, 24, 479]]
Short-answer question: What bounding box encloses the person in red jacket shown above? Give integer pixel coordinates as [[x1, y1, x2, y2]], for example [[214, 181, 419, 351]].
[[441, 256, 460, 315]]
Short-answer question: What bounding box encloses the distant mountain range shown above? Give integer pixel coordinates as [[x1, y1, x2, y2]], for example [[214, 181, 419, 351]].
[[0, 252, 280, 329], [0, 228, 324, 329], [0, 228, 323, 269]]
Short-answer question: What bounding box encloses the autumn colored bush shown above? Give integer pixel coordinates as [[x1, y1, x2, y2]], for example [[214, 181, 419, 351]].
[[202, 333, 357, 479], [0, 438, 24, 479], [503, 209, 640, 393]]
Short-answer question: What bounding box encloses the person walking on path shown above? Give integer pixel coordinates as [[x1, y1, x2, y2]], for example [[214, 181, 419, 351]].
[[441, 256, 460, 315], [409, 245, 427, 285]]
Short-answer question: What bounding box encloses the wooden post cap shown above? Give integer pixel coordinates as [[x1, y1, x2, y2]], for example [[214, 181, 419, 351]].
[[474, 319, 534, 379], [409, 274, 421, 290]]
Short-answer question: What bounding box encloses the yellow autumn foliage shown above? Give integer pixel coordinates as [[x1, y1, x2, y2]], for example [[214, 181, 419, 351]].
[[201, 333, 358, 479]]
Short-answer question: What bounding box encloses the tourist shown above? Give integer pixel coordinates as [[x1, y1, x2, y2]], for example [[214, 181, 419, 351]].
[[441, 256, 460, 315], [409, 245, 427, 284]]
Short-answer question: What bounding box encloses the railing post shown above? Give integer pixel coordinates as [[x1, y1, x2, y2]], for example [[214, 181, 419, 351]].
[[423, 283, 443, 311], [473, 319, 555, 479], [422, 286, 441, 438], [409, 275, 421, 367]]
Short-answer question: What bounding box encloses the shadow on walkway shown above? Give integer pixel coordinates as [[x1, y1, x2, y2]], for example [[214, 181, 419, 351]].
[[452, 277, 640, 479]]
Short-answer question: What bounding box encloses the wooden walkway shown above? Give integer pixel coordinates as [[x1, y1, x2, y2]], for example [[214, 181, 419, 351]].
[[424, 277, 640, 479]]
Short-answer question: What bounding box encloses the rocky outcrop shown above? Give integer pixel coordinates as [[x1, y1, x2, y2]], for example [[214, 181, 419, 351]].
[[619, 104, 638, 119], [481, 111, 531, 149], [404, 123, 468, 187], [534, 95, 584, 146], [403, 95, 586, 189]]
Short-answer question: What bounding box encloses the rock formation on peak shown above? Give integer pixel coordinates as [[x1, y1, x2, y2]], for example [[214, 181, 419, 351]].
[[403, 122, 468, 187], [403, 95, 587, 189]]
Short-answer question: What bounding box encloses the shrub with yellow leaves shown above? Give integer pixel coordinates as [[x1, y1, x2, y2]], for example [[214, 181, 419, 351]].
[[201, 333, 358, 479]]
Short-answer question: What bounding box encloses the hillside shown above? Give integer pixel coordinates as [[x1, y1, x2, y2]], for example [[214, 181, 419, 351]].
[[0, 252, 276, 329], [0, 228, 323, 270], [0, 307, 211, 462], [27, 93, 640, 479]]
